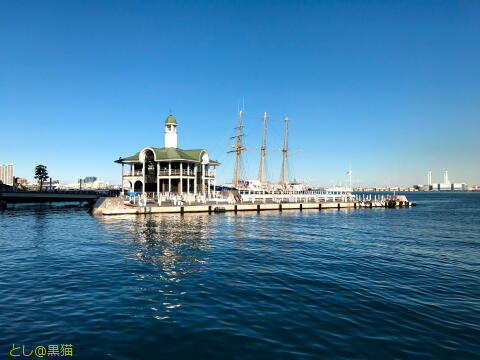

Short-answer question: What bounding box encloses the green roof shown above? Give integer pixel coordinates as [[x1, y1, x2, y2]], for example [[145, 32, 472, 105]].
[[116, 147, 220, 166], [165, 115, 177, 125]]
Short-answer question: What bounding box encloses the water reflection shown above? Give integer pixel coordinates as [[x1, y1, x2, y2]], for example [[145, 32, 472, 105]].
[[95, 213, 214, 320], [99, 213, 213, 275], [94, 211, 320, 320]]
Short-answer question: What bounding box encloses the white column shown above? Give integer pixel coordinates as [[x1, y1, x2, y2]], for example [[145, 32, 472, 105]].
[[142, 161, 145, 195], [205, 166, 210, 198], [157, 162, 160, 204], [180, 162, 183, 194], [206, 165, 211, 198], [202, 164, 205, 196], [194, 164, 198, 194], [168, 162, 171, 194], [213, 167, 216, 197], [187, 164, 190, 194], [121, 163, 124, 196]]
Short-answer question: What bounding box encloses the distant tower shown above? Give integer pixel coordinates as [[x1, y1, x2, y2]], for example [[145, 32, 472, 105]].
[[444, 170, 449, 184], [164, 115, 178, 148], [427, 171, 432, 186]]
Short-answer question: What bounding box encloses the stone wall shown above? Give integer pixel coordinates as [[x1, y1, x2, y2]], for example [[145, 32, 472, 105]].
[[90, 196, 125, 216]]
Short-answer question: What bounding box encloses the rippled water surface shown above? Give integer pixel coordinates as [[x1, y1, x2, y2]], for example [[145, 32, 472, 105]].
[[1, 193, 479, 359]]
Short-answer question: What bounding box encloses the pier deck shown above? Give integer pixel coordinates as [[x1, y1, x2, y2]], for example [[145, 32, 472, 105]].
[[96, 199, 415, 216]]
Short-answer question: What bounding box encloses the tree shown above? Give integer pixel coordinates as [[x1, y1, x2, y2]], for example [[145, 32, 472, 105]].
[[34, 165, 49, 191]]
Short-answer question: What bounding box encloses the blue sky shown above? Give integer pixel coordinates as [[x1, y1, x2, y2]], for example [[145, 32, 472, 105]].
[[1, 0, 479, 187]]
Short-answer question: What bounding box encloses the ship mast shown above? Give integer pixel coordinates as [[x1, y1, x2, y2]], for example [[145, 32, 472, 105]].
[[281, 117, 288, 186], [228, 110, 245, 188], [259, 112, 267, 185]]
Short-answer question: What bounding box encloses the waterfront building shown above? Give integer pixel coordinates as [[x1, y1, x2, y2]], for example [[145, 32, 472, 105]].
[[115, 115, 220, 199], [77, 176, 100, 189], [83, 176, 97, 183], [430, 183, 468, 191], [15, 178, 28, 185], [425, 170, 468, 191], [60, 180, 109, 190], [0, 164, 14, 186]]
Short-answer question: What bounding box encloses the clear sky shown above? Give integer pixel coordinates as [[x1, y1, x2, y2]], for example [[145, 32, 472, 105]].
[[1, 0, 479, 187]]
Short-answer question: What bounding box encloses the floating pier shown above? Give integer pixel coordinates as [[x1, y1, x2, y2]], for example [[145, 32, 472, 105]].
[[92, 195, 415, 216]]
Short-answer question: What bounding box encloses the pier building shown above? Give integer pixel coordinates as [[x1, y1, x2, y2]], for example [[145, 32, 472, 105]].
[[115, 115, 220, 201]]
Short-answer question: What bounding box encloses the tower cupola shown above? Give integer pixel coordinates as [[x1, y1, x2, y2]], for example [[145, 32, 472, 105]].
[[164, 115, 178, 148]]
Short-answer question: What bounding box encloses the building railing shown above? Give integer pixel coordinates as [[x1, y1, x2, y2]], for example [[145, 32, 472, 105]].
[[124, 170, 214, 177], [158, 169, 196, 176], [237, 189, 352, 195], [123, 171, 142, 177]]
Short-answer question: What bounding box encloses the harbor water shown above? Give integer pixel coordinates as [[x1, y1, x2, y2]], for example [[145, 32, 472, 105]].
[[1, 193, 479, 359]]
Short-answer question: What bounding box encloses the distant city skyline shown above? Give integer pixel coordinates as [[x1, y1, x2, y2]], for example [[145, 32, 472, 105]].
[[1, 1, 479, 186]]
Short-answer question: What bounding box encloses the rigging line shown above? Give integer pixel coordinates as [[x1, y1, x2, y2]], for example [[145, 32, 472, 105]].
[[287, 160, 296, 184]]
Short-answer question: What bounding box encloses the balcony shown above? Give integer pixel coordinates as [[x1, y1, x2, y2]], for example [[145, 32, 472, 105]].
[[158, 169, 195, 176], [124, 170, 214, 177], [123, 171, 142, 177]]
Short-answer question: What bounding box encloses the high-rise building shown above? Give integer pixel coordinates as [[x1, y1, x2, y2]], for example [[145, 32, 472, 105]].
[[444, 170, 449, 185], [427, 171, 432, 186], [0, 164, 14, 186]]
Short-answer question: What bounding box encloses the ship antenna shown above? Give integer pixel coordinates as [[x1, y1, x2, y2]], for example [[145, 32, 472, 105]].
[[347, 168, 352, 188], [281, 117, 289, 186], [259, 112, 267, 185]]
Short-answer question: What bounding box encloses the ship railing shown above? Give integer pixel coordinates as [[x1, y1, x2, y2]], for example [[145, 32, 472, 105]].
[[238, 190, 356, 203]]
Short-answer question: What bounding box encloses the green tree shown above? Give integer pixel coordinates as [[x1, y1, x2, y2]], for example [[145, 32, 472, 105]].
[[34, 165, 49, 191]]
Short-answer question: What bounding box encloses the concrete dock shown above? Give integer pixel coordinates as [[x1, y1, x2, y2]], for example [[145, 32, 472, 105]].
[[92, 196, 415, 216]]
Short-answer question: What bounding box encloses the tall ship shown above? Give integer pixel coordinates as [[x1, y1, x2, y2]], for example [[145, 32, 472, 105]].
[[225, 110, 353, 198], [225, 110, 300, 191]]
